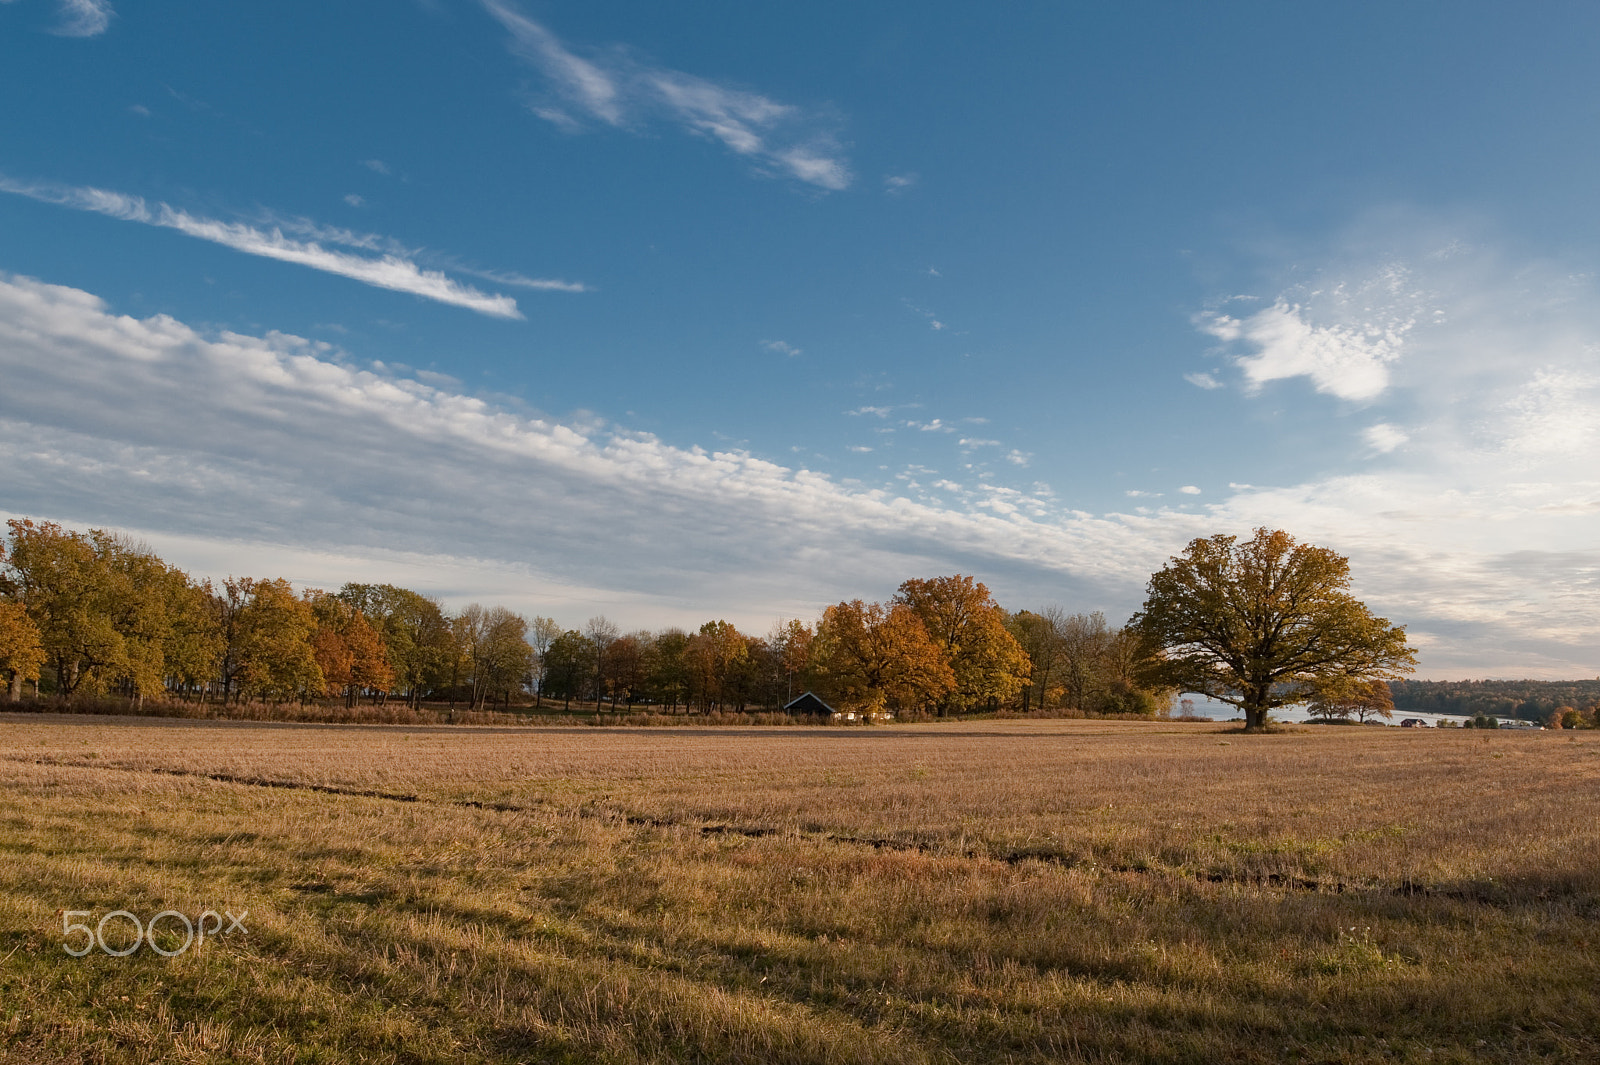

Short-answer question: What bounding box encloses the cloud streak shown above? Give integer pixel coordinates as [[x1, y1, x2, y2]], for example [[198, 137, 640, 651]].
[[481, 0, 851, 191], [0, 255, 1597, 678], [52, 0, 111, 37], [0, 175, 561, 318], [0, 270, 1191, 629]]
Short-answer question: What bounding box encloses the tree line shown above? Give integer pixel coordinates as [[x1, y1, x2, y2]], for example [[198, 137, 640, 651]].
[[0, 520, 1173, 717], [1389, 679, 1600, 724]]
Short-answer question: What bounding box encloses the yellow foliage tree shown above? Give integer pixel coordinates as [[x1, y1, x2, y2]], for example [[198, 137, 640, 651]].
[[235, 579, 324, 703], [895, 575, 1031, 712], [4, 519, 127, 700], [813, 599, 955, 716], [1135, 529, 1416, 731], [0, 600, 45, 701], [307, 591, 394, 707], [686, 619, 748, 712], [1306, 677, 1395, 723]]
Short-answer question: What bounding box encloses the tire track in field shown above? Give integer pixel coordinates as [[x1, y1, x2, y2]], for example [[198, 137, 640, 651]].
[[11, 755, 1480, 900]]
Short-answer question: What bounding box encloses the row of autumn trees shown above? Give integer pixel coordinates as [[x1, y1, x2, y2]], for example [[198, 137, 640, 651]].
[[0, 520, 1172, 716]]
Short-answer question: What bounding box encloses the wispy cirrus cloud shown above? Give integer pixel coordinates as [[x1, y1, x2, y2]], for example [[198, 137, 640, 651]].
[[0, 174, 590, 317], [1, 0, 113, 37], [54, 0, 109, 36], [480, 0, 851, 191], [449, 265, 588, 294]]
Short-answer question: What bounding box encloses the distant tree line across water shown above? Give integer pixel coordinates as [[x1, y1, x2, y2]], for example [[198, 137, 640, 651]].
[[0, 519, 1173, 718], [1388, 679, 1600, 726]]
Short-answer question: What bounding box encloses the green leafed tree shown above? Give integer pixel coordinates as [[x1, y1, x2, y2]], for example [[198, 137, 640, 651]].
[[456, 605, 534, 710], [338, 583, 453, 707], [541, 630, 592, 710], [1133, 528, 1416, 731], [645, 628, 691, 711], [1006, 608, 1061, 712], [95, 532, 222, 706]]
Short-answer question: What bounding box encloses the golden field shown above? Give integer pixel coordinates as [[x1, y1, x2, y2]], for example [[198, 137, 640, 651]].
[[1, 713, 1597, 1063]]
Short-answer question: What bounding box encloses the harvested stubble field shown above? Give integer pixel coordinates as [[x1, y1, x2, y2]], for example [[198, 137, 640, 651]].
[[1, 715, 1597, 1064]]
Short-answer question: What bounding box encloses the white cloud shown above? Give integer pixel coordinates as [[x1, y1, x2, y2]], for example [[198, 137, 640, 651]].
[[362, 159, 391, 175], [0, 271, 1181, 630], [0, 174, 552, 318], [1363, 423, 1409, 454], [1200, 266, 1427, 402], [1178, 485, 1202, 495], [884, 173, 917, 194], [847, 405, 892, 417], [1183, 226, 1600, 675], [1202, 300, 1412, 401], [483, 0, 623, 124], [4, 238, 1600, 678], [1184, 371, 1223, 390], [451, 266, 589, 293], [343, 193, 365, 208], [958, 438, 1000, 447], [761, 339, 801, 357], [482, 0, 851, 190], [1499, 368, 1600, 458], [50, 0, 111, 37]]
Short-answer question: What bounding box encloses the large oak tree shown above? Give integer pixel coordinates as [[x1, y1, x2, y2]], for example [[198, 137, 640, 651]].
[[1133, 528, 1415, 730]]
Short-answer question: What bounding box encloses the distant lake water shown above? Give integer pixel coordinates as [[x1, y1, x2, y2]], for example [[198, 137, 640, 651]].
[[1170, 694, 1471, 727]]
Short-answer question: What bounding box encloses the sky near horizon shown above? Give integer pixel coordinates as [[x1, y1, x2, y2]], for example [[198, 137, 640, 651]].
[[2, 0, 1598, 678]]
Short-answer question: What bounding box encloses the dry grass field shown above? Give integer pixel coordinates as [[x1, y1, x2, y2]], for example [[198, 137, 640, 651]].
[[1, 713, 1597, 1064]]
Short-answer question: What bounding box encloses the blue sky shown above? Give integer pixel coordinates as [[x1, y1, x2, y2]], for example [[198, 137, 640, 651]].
[[2, 0, 1598, 677]]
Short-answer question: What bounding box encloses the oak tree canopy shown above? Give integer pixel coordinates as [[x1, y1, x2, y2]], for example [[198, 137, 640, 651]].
[[1133, 528, 1415, 730]]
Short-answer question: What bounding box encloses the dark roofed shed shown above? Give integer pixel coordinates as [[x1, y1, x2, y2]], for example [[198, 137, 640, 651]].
[[783, 691, 837, 716]]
